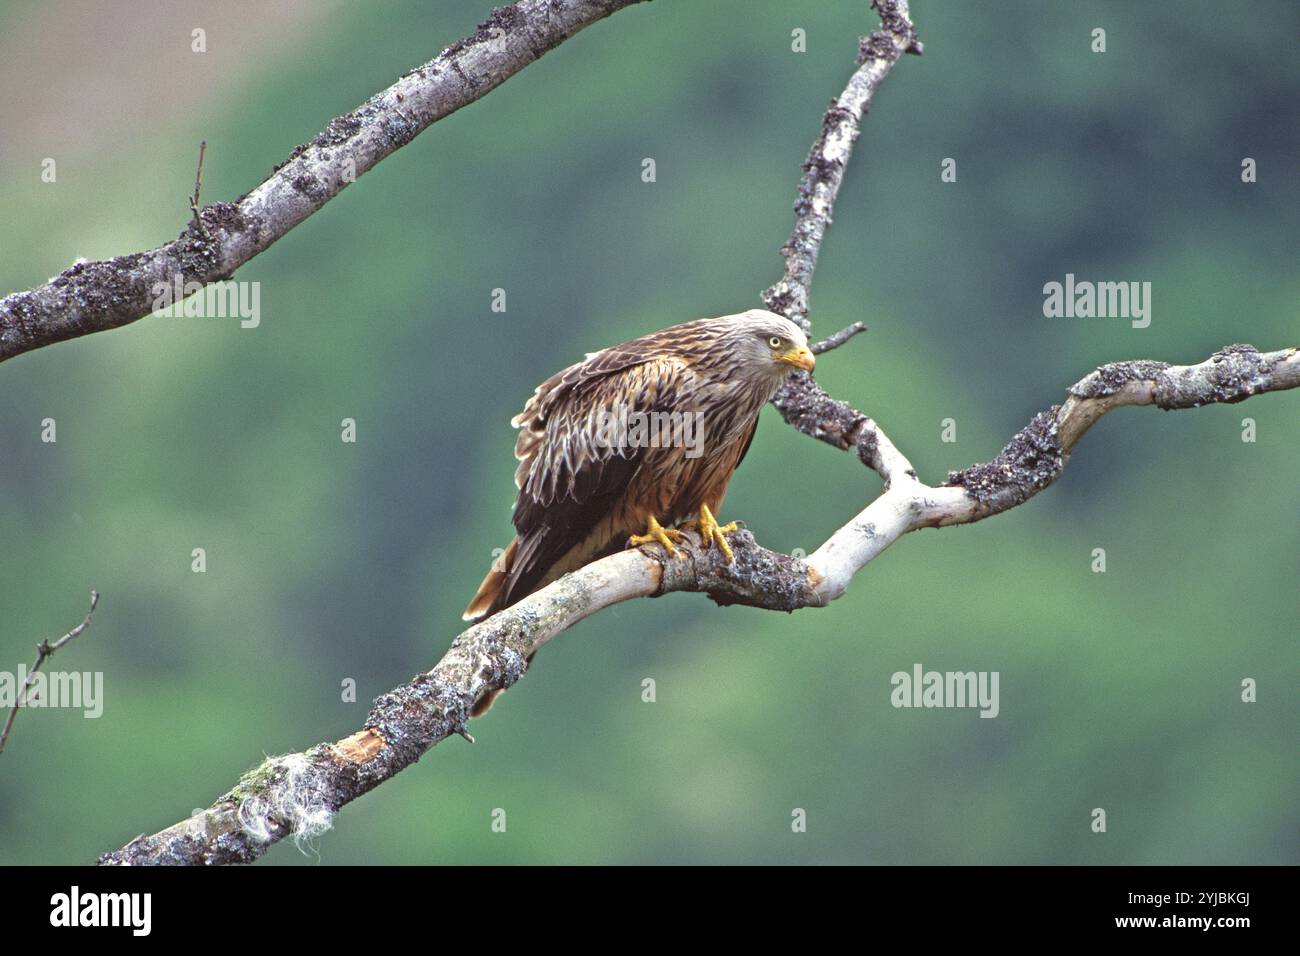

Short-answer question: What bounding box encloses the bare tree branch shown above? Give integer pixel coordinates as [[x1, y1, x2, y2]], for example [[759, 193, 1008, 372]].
[[188, 141, 209, 239], [810, 321, 868, 355], [810, 345, 1299, 598], [762, 0, 920, 330], [98, 340, 1298, 865], [100, 0, 929, 867], [0, 0, 647, 365], [762, 0, 921, 485], [85, 0, 1300, 865], [0, 590, 100, 755]]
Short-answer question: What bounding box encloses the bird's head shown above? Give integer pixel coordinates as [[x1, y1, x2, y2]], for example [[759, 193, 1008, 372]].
[[721, 309, 816, 380]]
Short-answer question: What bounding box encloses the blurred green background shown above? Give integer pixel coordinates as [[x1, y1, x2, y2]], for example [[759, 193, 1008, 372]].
[[0, 0, 1296, 865]]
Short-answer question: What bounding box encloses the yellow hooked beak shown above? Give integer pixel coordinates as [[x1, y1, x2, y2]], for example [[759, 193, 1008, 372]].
[[777, 344, 816, 372]]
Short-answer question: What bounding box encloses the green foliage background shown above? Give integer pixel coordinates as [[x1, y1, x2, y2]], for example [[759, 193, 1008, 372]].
[[0, 0, 1295, 865]]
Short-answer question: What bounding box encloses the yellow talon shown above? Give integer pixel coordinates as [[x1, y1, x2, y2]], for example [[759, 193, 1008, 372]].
[[629, 515, 685, 557], [684, 504, 738, 563]]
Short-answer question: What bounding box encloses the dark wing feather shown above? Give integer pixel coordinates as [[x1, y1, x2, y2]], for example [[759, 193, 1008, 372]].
[[733, 417, 759, 473], [501, 352, 701, 608]]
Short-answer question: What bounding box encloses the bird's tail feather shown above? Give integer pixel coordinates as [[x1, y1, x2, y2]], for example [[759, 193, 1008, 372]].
[[463, 537, 518, 622], [463, 537, 530, 717], [462, 528, 611, 715]]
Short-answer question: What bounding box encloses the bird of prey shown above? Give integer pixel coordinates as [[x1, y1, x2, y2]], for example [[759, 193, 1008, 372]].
[[463, 309, 814, 711]]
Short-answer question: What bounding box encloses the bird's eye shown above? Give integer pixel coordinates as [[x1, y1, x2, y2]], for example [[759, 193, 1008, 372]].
[[768, 336, 783, 348]]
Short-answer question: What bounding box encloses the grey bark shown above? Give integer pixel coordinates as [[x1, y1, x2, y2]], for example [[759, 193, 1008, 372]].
[[84, 0, 1300, 865], [0, 0, 648, 364]]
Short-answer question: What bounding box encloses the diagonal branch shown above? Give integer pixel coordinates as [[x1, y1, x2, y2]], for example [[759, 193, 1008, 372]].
[[809, 345, 1299, 597], [810, 321, 868, 355], [761, 0, 920, 484], [91, 0, 1299, 867], [762, 0, 920, 331], [0, 0, 648, 365], [98, 342, 1298, 865], [100, 0, 929, 867], [0, 591, 100, 755]]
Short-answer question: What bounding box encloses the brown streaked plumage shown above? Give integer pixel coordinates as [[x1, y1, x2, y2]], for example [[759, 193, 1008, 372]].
[[464, 309, 814, 712]]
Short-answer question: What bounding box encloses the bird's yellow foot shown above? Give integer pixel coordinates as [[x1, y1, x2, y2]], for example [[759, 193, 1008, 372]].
[[683, 504, 739, 563], [629, 515, 685, 557]]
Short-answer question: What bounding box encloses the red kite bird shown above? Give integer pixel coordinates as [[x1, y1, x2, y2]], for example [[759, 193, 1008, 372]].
[[464, 309, 815, 711]]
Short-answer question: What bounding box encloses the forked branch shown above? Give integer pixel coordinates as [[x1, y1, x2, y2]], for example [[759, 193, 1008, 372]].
[[85, 0, 1297, 865], [97, 339, 1297, 866]]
